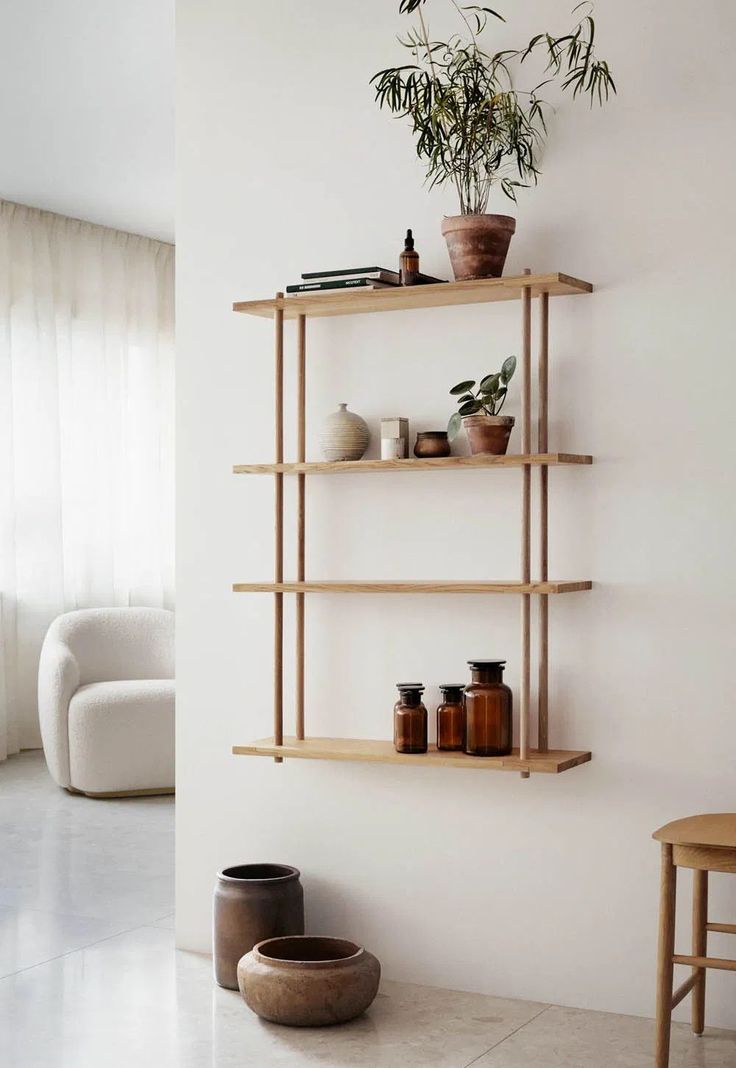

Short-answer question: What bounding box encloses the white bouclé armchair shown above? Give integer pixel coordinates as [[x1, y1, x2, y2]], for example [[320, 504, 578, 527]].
[[38, 608, 174, 797]]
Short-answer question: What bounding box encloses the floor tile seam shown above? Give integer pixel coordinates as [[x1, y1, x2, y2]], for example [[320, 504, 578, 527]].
[[0, 919, 154, 983], [0, 900, 175, 926], [460, 1004, 552, 1068], [0, 902, 165, 926]]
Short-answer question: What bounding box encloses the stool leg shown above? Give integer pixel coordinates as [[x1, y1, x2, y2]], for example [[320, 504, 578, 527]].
[[655, 843, 677, 1068], [691, 869, 708, 1035]]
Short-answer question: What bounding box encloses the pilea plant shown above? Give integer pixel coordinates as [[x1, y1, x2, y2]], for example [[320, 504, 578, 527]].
[[371, 1, 616, 214], [447, 355, 516, 439]]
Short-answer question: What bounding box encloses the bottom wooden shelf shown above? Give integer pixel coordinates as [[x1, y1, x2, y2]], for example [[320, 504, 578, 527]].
[[232, 736, 591, 774]]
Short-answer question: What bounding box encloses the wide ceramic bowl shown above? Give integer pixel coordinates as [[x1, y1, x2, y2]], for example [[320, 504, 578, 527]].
[[237, 934, 381, 1027]]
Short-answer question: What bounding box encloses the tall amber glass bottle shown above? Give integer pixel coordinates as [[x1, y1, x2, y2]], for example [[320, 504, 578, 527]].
[[393, 683, 428, 754], [436, 685, 465, 751], [464, 660, 512, 756]]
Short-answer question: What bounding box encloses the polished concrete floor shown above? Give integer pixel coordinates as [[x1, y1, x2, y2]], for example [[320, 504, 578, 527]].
[[1, 751, 735, 1067]]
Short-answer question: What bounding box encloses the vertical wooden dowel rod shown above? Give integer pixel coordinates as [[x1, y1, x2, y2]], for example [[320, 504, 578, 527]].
[[520, 269, 532, 774], [273, 293, 284, 761], [655, 843, 677, 1068], [520, 593, 530, 772], [296, 314, 306, 742], [538, 290, 549, 753], [692, 869, 708, 1035]]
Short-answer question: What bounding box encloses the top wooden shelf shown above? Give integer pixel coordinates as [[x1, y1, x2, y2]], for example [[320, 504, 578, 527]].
[[233, 272, 593, 320]]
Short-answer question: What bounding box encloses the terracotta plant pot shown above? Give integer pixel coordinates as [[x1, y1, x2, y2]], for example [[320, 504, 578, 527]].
[[441, 214, 516, 281], [213, 864, 304, 991], [462, 414, 515, 456], [237, 935, 381, 1027]]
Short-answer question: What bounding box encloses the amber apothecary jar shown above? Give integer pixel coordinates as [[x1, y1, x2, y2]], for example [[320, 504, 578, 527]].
[[436, 685, 465, 751], [393, 684, 428, 754], [464, 660, 512, 756]]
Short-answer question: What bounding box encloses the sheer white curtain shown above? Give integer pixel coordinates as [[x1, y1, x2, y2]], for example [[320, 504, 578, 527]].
[[0, 200, 174, 754]]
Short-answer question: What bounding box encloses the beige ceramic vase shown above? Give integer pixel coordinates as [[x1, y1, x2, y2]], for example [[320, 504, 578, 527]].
[[237, 935, 381, 1027], [320, 403, 370, 461]]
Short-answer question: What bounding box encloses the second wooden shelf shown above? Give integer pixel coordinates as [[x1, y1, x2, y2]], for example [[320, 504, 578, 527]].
[[233, 453, 592, 475]]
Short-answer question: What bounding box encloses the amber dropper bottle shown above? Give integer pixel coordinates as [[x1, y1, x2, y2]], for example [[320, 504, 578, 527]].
[[400, 229, 419, 286]]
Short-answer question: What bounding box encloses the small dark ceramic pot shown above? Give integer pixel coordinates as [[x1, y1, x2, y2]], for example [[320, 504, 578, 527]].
[[414, 431, 451, 458], [238, 935, 381, 1027], [213, 863, 304, 990]]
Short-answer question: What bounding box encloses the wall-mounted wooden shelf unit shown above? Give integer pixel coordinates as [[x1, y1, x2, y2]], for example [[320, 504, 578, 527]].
[[233, 737, 592, 775], [232, 270, 594, 777]]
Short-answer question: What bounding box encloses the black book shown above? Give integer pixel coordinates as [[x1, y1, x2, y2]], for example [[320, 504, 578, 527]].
[[301, 266, 398, 282], [286, 278, 394, 294], [413, 272, 448, 285]]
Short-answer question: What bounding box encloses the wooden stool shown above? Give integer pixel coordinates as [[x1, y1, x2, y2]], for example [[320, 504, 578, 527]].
[[653, 814, 736, 1067]]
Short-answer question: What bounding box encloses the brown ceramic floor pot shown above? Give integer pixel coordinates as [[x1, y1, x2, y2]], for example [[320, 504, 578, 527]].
[[441, 214, 516, 280], [463, 414, 515, 455], [238, 935, 381, 1027], [213, 864, 304, 991]]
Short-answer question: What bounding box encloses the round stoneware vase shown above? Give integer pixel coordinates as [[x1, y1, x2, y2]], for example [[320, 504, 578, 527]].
[[213, 864, 304, 991], [237, 935, 381, 1027], [441, 214, 516, 281], [320, 403, 370, 461], [462, 414, 515, 455]]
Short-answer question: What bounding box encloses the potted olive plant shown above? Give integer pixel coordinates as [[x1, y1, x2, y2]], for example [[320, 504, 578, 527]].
[[371, 1, 615, 280], [448, 356, 516, 454]]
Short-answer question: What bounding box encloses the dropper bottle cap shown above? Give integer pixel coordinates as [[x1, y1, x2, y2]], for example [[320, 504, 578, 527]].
[[404, 229, 414, 251]]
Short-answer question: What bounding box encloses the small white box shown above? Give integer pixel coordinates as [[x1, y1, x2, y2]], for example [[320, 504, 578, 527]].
[[381, 437, 406, 460], [381, 418, 405, 437], [381, 417, 409, 458]]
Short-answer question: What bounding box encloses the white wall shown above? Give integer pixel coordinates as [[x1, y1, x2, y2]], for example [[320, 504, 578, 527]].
[[176, 0, 736, 1027], [0, 0, 174, 241]]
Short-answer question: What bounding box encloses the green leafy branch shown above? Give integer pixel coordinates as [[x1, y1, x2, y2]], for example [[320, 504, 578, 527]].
[[371, 2, 615, 215]]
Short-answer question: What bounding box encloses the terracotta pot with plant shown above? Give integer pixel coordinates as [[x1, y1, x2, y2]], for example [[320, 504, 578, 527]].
[[448, 356, 516, 455], [371, 1, 615, 280]]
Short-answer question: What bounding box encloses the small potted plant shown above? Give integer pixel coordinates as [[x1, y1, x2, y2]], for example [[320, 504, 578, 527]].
[[371, 2, 615, 280], [448, 356, 516, 455]]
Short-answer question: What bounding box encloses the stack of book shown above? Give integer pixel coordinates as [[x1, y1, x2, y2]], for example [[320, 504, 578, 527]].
[[286, 266, 445, 295], [286, 267, 400, 295]]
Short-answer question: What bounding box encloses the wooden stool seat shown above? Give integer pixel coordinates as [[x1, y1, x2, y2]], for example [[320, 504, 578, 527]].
[[654, 814, 736, 849], [653, 813, 736, 1067]]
